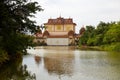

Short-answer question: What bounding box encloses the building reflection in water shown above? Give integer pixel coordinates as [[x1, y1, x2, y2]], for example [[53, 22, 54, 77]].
[[34, 55, 41, 66], [43, 53, 75, 78]]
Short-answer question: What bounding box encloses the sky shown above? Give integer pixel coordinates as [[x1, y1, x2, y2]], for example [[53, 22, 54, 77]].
[[33, 0, 120, 33]]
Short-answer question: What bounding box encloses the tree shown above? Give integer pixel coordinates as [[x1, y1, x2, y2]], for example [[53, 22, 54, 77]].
[[79, 25, 95, 45], [0, 0, 43, 56], [0, 0, 43, 33], [96, 21, 110, 34], [78, 21, 120, 51], [103, 22, 120, 44], [86, 22, 111, 46]]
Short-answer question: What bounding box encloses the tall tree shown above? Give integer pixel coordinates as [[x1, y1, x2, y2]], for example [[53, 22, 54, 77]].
[[0, 0, 43, 55], [79, 25, 95, 45]]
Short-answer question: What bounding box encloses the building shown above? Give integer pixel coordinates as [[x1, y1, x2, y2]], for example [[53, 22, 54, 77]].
[[34, 16, 76, 46]]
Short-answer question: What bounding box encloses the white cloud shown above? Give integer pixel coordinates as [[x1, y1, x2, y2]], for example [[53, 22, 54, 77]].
[[32, 0, 120, 33]]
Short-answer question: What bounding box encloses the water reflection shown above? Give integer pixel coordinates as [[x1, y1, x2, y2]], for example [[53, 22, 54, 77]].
[[34, 56, 41, 66], [23, 46, 120, 80], [0, 58, 36, 80], [44, 53, 74, 76]]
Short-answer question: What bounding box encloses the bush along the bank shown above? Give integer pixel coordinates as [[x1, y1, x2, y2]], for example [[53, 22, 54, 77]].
[[102, 43, 120, 52]]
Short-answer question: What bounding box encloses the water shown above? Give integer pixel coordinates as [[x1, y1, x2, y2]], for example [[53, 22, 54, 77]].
[[23, 46, 120, 80], [0, 46, 120, 80]]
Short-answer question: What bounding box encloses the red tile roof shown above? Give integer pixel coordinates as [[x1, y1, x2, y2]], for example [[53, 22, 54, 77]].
[[44, 17, 76, 25]]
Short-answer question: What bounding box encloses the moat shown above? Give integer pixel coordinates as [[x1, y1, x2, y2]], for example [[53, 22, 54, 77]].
[[0, 46, 120, 80]]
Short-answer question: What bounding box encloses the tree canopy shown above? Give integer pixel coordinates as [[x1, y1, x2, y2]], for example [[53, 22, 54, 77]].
[[0, 0, 43, 63], [79, 21, 120, 51]]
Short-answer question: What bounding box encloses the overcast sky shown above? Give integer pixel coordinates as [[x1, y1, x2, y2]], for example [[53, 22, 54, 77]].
[[33, 0, 120, 33]]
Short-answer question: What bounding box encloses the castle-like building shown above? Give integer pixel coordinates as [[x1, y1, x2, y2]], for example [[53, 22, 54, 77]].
[[34, 16, 77, 46]]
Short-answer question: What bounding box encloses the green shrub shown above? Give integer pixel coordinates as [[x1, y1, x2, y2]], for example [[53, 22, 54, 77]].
[[103, 42, 120, 52], [113, 43, 120, 51], [0, 49, 9, 65]]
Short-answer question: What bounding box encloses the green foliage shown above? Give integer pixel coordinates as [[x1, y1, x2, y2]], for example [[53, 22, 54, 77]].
[[87, 38, 95, 46], [0, 0, 43, 63], [102, 42, 120, 52], [96, 21, 110, 34], [2, 32, 34, 55], [0, 0, 43, 33], [103, 22, 120, 44], [0, 49, 9, 65], [113, 43, 120, 52], [79, 21, 120, 51], [79, 25, 95, 46], [79, 25, 95, 45], [79, 31, 89, 45]]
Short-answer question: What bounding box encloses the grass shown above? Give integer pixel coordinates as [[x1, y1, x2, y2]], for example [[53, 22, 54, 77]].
[[77, 45, 103, 51], [101, 42, 120, 52], [78, 42, 120, 52]]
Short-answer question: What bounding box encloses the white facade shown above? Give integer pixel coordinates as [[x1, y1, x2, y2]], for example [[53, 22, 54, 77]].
[[49, 32, 68, 36], [47, 38, 69, 46]]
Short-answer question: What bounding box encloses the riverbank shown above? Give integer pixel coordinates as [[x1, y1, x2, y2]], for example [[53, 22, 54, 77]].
[[78, 43, 120, 52], [101, 43, 120, 52], [77, 45, 103, 51]]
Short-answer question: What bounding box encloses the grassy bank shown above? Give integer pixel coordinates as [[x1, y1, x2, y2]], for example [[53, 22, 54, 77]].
[[78, 42, 120, 52], [101, 42, 120, 52], [77, 45, 103, 51]]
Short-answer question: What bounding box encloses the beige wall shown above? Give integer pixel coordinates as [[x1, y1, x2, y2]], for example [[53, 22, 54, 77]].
[[45, 24, 74, 32], [47, 38, 69, 45], [46, 25, 54, 32], [55, 25, 63, 31], [64, 25, 74, 32], [49, 32, 68, 35]]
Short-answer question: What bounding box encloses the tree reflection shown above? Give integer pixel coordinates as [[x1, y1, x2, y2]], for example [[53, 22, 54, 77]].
[[0, 57, 36, 80]]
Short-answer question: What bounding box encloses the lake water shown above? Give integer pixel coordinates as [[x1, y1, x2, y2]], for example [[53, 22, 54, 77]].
[[0, 46, 120, 80], [23, 46, 120, 80]]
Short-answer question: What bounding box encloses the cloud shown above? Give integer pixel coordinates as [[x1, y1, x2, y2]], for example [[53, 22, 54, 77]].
[[33, 0, 120, 33]]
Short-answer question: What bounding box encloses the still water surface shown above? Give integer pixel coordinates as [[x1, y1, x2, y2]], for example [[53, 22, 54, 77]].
[[22, 46, 120, 80]]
